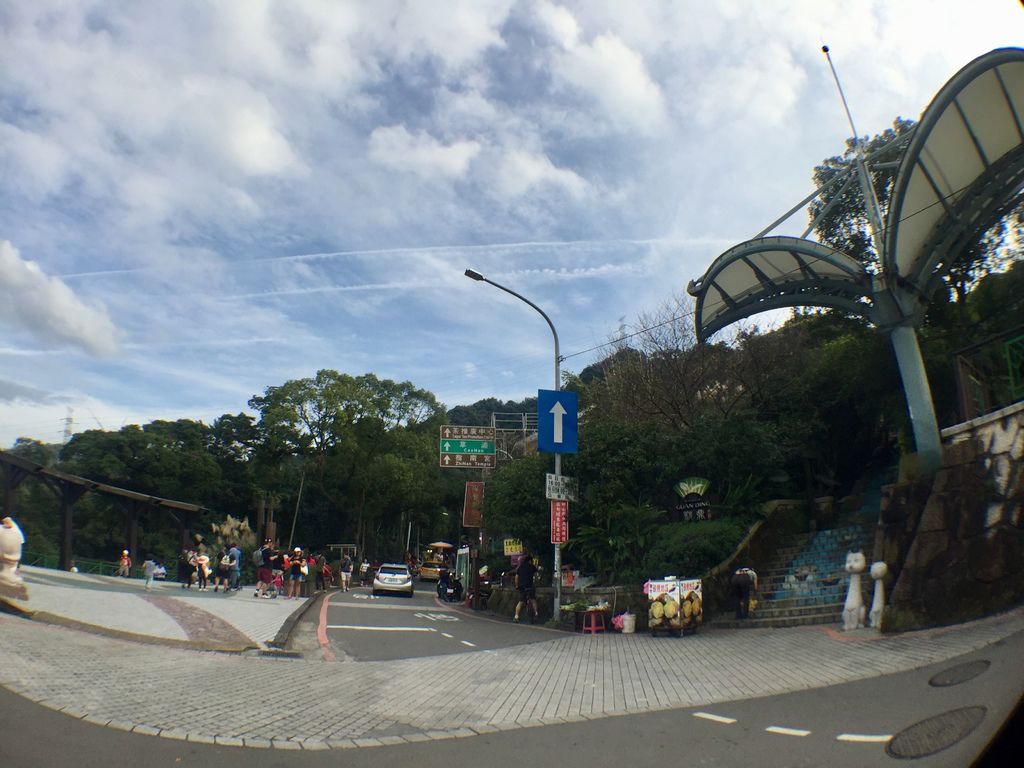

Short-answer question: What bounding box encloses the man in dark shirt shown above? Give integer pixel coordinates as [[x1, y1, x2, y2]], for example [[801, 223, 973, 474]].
[[513, 554, 538, 623]]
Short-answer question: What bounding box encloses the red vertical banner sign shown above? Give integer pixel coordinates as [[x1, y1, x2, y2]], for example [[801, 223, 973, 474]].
[[463, 481, 485, 527], [550, 499, 568, 544]]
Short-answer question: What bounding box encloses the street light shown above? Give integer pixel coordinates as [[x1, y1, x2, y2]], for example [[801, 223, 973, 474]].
[[464, 268, 564, 616]]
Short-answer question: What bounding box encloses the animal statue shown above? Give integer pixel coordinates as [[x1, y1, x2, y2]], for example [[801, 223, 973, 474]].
[[0, 515, 29, 601], [868, 561, 888, 629], [842, 550, 867, 631]]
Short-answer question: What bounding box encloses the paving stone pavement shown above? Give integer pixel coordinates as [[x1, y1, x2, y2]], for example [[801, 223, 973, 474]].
[[3, 571, 1023, 751], [12, 565, 306, 649]]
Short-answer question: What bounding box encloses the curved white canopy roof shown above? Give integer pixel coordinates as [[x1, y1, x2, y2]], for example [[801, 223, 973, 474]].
[[691, 47, 1024, 340], [884, 47, 1024, 300]]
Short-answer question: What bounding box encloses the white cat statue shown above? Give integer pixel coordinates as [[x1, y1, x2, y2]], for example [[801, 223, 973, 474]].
[[842, 550, 866, 631], [868, 561, 888, 629], [0, 515, 29, 601]]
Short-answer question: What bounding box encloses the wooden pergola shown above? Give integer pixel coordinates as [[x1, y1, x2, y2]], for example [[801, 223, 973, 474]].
[[0, 449, 208, 570]]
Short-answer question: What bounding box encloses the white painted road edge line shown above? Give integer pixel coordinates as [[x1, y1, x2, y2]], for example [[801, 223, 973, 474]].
[[765, 726, 812, 737], [837, 733, 892, 743], [325, 625, 437, 632], [692, 712, 737, 724]]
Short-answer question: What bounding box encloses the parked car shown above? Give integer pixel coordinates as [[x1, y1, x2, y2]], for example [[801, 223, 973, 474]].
[[372, 563, 414, 597], [419, 560, 446, 582]]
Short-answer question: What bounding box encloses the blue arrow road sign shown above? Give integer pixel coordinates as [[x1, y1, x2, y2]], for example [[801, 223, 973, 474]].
[[537, 389, 578, 454]]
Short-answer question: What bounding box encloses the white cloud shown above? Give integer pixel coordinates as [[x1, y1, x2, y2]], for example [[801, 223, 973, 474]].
[[535, 0, 580, 49], [368, 125, 481, 178], [0, 242, 123, 356], [554, 33, 667, 133], [493, 149, 587, 198]]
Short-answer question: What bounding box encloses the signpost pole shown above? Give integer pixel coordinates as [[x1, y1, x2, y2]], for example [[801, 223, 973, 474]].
[[464, 268, 564, 617], [553, 353, 562, 619]]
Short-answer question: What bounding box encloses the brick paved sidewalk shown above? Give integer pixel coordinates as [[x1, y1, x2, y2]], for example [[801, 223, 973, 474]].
[[2, 593, 1022, 751]]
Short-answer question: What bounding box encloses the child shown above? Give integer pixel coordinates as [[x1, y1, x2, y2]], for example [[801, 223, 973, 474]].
[[143, 554, 157, 592]]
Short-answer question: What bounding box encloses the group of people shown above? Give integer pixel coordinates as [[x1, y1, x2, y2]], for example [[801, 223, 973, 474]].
[[251, 540, 338, 599], [177, 543, 243, 593]]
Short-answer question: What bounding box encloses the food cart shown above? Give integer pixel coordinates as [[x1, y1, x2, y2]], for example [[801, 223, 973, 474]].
[[646, 577, 703, 636]]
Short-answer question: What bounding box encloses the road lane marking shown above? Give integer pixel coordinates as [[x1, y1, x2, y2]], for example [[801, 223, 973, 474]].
[[837, 733, 891, 743], [441, 633, 454, 638], [693, 712, 736, 724], [325, 625, 436, 632], [765, 726, 811, 737], [460, 640, 476, 647]]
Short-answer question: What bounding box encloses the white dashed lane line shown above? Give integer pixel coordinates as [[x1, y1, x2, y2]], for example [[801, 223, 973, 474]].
[[460, 640, 476, 647], [691, 713, 889, 745], [441, 632, 454, 638], [325, 625, 437, 632], [765, 726, 812, 737], [692, 712, 737, 724]]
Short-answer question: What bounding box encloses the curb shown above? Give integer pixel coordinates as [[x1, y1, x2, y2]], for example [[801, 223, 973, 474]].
[[269, 589, 334, 648]]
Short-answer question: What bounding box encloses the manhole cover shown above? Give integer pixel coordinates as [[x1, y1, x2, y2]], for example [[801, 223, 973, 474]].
[[929, 660, 991, 687], [887, 706, 986, 759]]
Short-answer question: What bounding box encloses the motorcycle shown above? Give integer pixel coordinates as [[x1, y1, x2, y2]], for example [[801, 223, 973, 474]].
[[437, 570, 463, 603]]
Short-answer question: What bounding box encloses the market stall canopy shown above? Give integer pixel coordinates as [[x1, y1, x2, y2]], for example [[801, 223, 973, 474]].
[[427, 541, 454, 549]]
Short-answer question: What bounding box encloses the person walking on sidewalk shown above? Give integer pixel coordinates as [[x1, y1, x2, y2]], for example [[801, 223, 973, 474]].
[[228, 542, 242, 591], [513, 554, 538, 623], [731, 566, 757, 619], [287, 547, 307, 599], [340, 554, 353, 592], [254, 540, 274, 598], [213, 547, 232, 592], [142, 554, 157, 592], [195, 551, 210, 591], [116, 549, 132, 578]]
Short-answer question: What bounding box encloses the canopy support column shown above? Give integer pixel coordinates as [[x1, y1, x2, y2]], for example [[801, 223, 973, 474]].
[[889, 324, 943, 474]]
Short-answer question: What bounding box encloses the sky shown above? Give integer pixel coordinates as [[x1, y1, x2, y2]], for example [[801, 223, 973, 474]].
[[1, 0, 1021, 448]]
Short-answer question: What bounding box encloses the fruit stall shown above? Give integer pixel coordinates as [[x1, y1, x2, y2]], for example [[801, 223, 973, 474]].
[[646, 577, 703, 636]]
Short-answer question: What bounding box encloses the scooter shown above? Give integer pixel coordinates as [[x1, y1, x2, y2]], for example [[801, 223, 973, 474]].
[[437, 571, 463, 603]]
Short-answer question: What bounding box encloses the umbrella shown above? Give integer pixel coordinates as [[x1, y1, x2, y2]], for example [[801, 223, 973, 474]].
[[427, 541, 454, 549]]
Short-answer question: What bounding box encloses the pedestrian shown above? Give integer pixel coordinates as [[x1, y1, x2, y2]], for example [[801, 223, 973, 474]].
[[254, 539, 274, 598], [731, 566, 757, 619], [116, 549, 132, 578], [178, 549, 194, 589], [0, 514, 28, 600], [228, 541, 242, 591], [314, 552, 328, 592], [213, 547, 232, 592], [142, 554, 157, 592], [513, 554, 538, 623], [340, 553, 353, 592], [195, 550, 210, 591], [287, 547, 306, 599]]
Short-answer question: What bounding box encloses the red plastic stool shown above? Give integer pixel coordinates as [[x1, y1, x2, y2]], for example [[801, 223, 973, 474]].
[[582, 611, 606, 634]]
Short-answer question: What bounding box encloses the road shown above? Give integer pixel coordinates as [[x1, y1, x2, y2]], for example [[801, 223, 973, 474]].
[[306, 580, 550, 661]]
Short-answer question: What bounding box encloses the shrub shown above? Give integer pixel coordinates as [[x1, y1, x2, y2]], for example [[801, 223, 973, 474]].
[[642, 518, 750, 579]]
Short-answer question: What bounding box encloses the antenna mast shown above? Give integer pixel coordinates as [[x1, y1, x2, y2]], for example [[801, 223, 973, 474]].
[[822, 45, 887, 264]]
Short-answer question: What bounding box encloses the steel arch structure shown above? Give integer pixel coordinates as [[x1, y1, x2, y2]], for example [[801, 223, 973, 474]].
[[688, 48, 1024, 473]]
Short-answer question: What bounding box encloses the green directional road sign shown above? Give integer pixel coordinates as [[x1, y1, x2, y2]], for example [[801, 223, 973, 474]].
[[441, 438, 492, 454], [439, 425, 496, 469]]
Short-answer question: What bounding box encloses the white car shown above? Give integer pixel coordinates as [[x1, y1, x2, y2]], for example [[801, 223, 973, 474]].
[[372, 563, 414, 597]]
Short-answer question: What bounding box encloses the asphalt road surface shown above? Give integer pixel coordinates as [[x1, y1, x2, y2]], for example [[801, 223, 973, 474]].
[[307, 582, 551, 661], [2, 627, 1020, 768]]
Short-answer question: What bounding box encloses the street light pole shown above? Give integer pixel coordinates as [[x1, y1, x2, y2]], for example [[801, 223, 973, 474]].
[[465, 268, 564, 617]]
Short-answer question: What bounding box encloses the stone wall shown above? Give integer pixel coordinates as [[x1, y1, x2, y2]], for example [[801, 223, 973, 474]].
[[882, 401, 1024, 630]]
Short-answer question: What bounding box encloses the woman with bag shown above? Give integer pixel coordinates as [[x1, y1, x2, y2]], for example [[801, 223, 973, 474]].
[[287, 547, 307, 599]]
